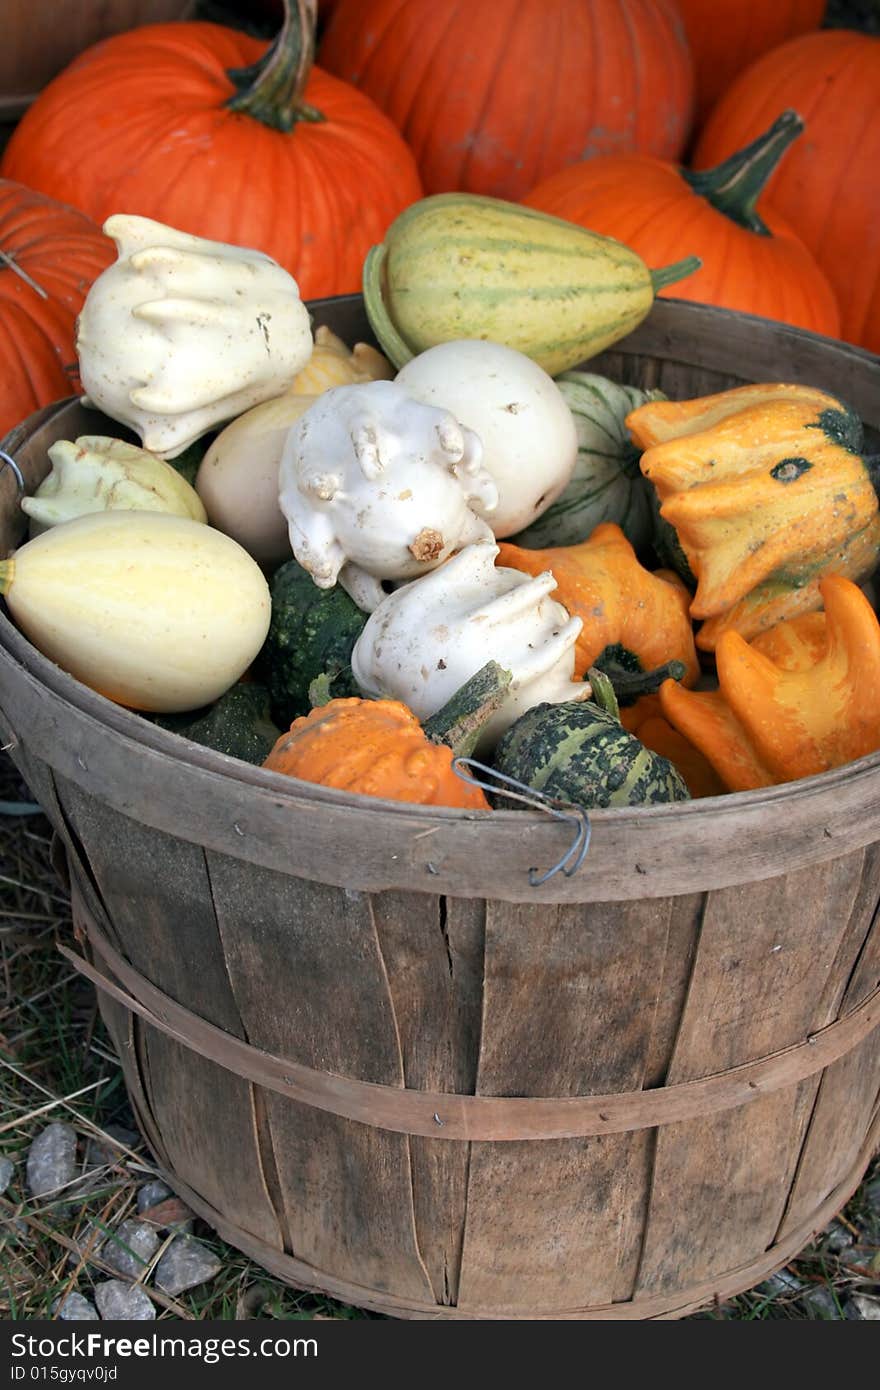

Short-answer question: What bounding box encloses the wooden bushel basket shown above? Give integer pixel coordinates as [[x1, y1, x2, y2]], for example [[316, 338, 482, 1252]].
[[1, 298, 879, 1320]]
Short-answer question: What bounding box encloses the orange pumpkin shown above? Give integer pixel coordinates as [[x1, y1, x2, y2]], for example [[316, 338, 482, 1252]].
[[0, 3, 422, 301], [320, 0, 693, 200], [496, 524, 700, 687], [263, 698, 490, 809], [0, 180, 113, 438], [693, 30, 880, 353], [675, 0, 825, 126], [523, 111, 839, 337]]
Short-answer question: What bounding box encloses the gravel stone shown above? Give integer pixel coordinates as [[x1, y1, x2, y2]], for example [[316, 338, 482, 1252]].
[[845, 1294, 880, 1320], [52, 1292, 99, 1321], [137, 1180, 172, 1213], [0, 1156, 14, 1197], [154, 1235, 222, 1295], [94, 1280, 155, 1321], [758, 1269, 803, 1297], [27, 1123, 78, 1197], [100, 1219, 160, 1278], [66, 1220, 106, 1269], [822, 1222, 854, 1254], [800, 1286, 842, 1319], [84, 1126, 140, 1170]]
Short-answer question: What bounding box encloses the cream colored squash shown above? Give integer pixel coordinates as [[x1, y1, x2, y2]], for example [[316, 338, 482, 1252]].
[[0, 511, 271, 712]]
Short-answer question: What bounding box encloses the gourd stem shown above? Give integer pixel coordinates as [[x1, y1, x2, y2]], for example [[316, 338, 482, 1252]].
[[0, 560, 13, 595], [226, 0, 325, 132], [683, 110, 804, 237], [587, 667, 620, 721], [650, 256, 702, 293], [423, 661, 513, 758], [597, 658, 687, 703], [865, 454, 880, 499]]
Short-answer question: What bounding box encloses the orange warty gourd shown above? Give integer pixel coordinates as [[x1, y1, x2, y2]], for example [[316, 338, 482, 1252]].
[[523, 111, 840, 338], [0, 2, 422, 300], [693, 30, 880, 353], [620, 695, 726, 799], [264, 698, 490, 810], [320, 0, 693, 200], [496, 525, 700, 688], [675, 0, 824, 126], [0, 180, 113, 438]]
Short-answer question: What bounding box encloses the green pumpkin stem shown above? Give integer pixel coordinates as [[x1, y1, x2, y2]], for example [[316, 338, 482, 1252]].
[[683, 110, 804, 237], [362, 242, 416, 369], [226, 0, 325, 131], [864, 454, 880, 498], [649, 256, 702, 293], [587, 667, 620, 721], [423, 661, 513, 758]]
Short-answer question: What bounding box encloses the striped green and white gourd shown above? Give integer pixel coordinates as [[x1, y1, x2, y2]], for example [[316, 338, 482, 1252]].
[[511, 373, 666, 551], [363, 194, 700, 377], [493, 669, 689, 810]]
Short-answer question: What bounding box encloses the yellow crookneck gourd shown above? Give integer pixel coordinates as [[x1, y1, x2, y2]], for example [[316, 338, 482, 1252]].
[[659, 576, 880, 791], [496, 523, 700, 688], [627, 383, 880, 650]]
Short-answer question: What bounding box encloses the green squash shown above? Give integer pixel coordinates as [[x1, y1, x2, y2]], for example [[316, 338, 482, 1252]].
[[149, 682, 280, 765], [493, 669, 689, 810], [511, 373, 665, 553], [260, 560, 367, 728]]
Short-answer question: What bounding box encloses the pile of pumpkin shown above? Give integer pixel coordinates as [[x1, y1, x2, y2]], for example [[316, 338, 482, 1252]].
[[2, 0, 880, 443], [3, 202, 880, 816]]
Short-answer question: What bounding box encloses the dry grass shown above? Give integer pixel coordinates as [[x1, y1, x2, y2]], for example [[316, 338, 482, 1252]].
[[0, 750, 877, 1322]]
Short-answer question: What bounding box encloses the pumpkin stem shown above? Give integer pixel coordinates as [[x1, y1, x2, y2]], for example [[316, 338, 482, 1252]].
[[864, 454, 880, 498], [423, 661, 513, 758], [683, 110, 804, 237], [362, 242, 416, 370], [649, 256, 702, 293], [226, 0, 325, 132]]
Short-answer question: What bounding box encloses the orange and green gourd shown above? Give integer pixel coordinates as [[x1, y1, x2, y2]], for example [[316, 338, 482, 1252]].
[[658, 576, 880, 792], [262, 660, 512, 809], [627, 384, 880, 650], [496, 523, 700, 689]]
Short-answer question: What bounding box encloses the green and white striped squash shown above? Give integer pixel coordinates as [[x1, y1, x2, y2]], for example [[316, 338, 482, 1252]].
[[493, 696, 690, 810], [363, 194, 700, 377], [511, 373, 666, 551]]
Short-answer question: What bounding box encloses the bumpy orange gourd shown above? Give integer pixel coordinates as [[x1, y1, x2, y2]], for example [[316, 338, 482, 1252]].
[[693, 30, 880, 353], [0, 180, 113, 436], [263, 698, 490, 809], [522, 112, 839, 338], [659, 576, 880, 792], [629, 384, 880, 649], [620, 695, 726, 799], [0, 3, 422, 300], [496, 524, 700, 687]]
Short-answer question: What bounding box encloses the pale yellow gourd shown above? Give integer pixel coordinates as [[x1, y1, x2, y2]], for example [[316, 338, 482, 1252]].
[[22, 436, 207, 537], [0, 511, 271, 712], [290, 326, 393, 395]]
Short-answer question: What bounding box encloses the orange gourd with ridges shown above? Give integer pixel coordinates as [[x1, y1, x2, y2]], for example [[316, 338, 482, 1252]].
[[0, 180, 113, 437], [676, 0, 824, 125], [1, 3, 422, 300], [693, 31, 880, 353], [523, 112, 840, 338], [320, 0, 693, 200]]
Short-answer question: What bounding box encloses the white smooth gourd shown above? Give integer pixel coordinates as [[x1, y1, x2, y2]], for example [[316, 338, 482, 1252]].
[[22, 436, 207, 537], [278, 380, 498, 611], [351, 541, 589, 751], [395, 339, 578, 537], [1, 511, 271, 712], [76, 214, 313, 458]]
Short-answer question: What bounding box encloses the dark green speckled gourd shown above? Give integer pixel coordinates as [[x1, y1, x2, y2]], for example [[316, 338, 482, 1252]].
[[493, 668, 690, 810]]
